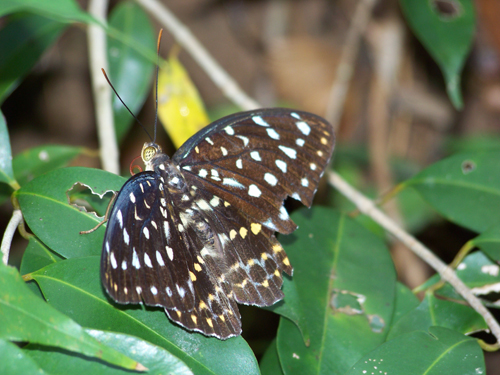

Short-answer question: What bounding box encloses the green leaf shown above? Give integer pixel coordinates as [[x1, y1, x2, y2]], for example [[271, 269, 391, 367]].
[[399, 0, 475, 108], [15, 167, 126, 259], [346, 327, 484, 374], [389, 282, 420, 328], [417, 251, 500, 306], [0, 262, 142, 371], [388, 292, 487, 340], [107, 2, 155, 142], [471, 222, 500, 262], [0, 111, 16, 187], [0, 13, 66, 103], [276, 208, 396, 374], [260, 339, 284, 375], [31, 256, 260, 375], [27, 329, 193, 375], [0, 338, 47, 374], [13, 145, 83, 186], [0, 0, 97, 24], [20, 236, 65, 275], [404, 151, 500, 232]]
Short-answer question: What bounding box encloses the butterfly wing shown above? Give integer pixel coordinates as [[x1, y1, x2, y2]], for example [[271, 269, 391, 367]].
[[172, 108, 335, 235], [102, 172, 241, 338]]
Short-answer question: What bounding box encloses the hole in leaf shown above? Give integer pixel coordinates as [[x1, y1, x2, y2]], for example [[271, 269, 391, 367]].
[[330, 289, 365, 315], [431, 0, 462, 20], [461, 160, 476, 174], [367, 314, 385, 333], [66, 182, 115, 218]]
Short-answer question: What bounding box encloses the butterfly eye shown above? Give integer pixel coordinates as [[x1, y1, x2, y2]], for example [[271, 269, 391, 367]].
[[142, 145, 157, 162]]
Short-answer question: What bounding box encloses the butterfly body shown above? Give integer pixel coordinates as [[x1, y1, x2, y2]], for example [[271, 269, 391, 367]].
[[102, 108, 335, 339]]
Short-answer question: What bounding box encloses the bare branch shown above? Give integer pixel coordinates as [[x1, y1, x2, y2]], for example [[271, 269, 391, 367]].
[[87, 0, 119, 174], [1, 210, 23, 265]]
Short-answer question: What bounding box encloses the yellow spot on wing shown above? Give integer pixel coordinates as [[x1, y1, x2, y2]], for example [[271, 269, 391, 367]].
[[199, 301, 207, 310], [230, 229, 237, 240], [208, 294, 215, 301], [251, 223, 261, 235], [240, 227, 248, 238], [262, 280, 269, 287], [224, 201, 230, 207], [176, 311, 182, 318], [261, 253, 268, 260], [197, 255, 204, 264], [191, 315, 198, 324], [283, 257, 290, 266], [189, 271, 197, 281], [272, 244, 282, 253], [219, 314, 225, 322], [248, 259, 255, 266], [195, 146, 200, 153], [194, 263, 202, 272], [274, 269, 281, 277], [206, 318, 213, 328]]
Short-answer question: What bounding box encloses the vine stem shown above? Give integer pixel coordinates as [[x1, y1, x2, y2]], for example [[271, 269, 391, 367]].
[[328, 171, 500, 344], [136, 0, 500, 345], [88, 0, 119, 174], [135, 0, 260, 111], [1, 210, 22, 265]]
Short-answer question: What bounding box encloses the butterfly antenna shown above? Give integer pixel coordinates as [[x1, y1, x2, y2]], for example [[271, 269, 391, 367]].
[[101, 68, 153, 141], [153, 29, 163, 144]]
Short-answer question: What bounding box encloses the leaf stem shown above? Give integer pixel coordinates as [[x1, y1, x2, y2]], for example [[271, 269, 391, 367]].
[[1, 209, 22, 265]]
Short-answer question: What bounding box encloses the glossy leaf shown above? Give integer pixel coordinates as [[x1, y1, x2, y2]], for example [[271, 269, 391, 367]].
[[277, 208, 396, 375], [27, 329, 193, 375], [0, 339, 47, 375], [0, 13, 66, 103], [0, 111, 15, 186], [346, 327, 484, 374], [107, 2, 155, 143], [399, 0, 476, 108], [15, 167, 126, 259], [0, 262, 142, 371], [157, 54, 210, 148], [389, 282, 420, 327], [404, 151, 500, 233], [260, 339, 284, 375], [20, 236, 65, 275], [0, 0, 97, 24], [31, 256, 260, 375], [13, 144, 83, 186], [388, 292, 487, 340], [417, 251, 500, 306], [471, 222, 500, 262]]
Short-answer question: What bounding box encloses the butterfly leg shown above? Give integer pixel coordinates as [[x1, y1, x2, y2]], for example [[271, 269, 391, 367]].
[[79, 192, 118, 234]]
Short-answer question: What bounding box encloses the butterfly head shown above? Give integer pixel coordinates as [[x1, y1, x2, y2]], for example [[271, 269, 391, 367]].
[[141, 142, 163, 171]]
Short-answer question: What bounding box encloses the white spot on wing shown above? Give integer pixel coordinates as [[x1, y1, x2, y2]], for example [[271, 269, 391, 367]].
[[296, 121, 311, 135], [110, 252, 117, 269], [163, 221, 170, 239], [236, 135, 249, 146], [266, 128, 280, 139], [220, 146, 228, 156], [123, 228, 130, 245], [182, 165, 192, 171], [150, 286, 158, 295], [310, 163, 317, 171], [199, 169, 208, 178], [223, 177, 244, 189], [121, 260, 127, 270], [166, 246, 174, 261], [279, 145, 297, 159], [224, 126, 235, 135], [279, 206, 289, 220], [166, 286, 173, 297], [143, 227, 150, 239], [144, 253, 153, 268], [250, 151, 261, 161], [197, 199, 212, 211], [291, 112, 301, 119], [248, 184, 262, 197], [132, 248, 140, 269], [210, 196, 220, 207], [156, 250, 165, 266], [177, 284, 186, 298], [296, 138, 305, 147], [301, 178, 309, 187], [236, 159, 243, 169], [276, 160, 287, 173], [129, 192, 136, 203], [205, 137, 214, 145], [264, 173, 278, 186], [252, 115, 269, 126], [136, 286, 142, 295], [116, 210, 123, 228]]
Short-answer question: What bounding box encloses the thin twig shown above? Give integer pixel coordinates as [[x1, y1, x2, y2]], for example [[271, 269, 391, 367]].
[[324, 0, 377, 129], [1, 210, 23, 265], [328, 171, 500, 343], [87, 0, 119, 174], [135, 0, 500, 344], [135, 0, 259, 111]]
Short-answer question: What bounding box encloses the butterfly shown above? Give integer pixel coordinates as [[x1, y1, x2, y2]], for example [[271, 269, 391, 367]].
[[101, 108, 335, 339]]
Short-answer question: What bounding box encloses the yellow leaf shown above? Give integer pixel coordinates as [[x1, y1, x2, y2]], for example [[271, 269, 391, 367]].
[[157, 53, 210, 148]]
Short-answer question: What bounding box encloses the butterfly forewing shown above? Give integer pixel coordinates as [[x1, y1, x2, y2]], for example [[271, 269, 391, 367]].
[[101, 108, 335, 339], [173, 109, 335, 234]]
